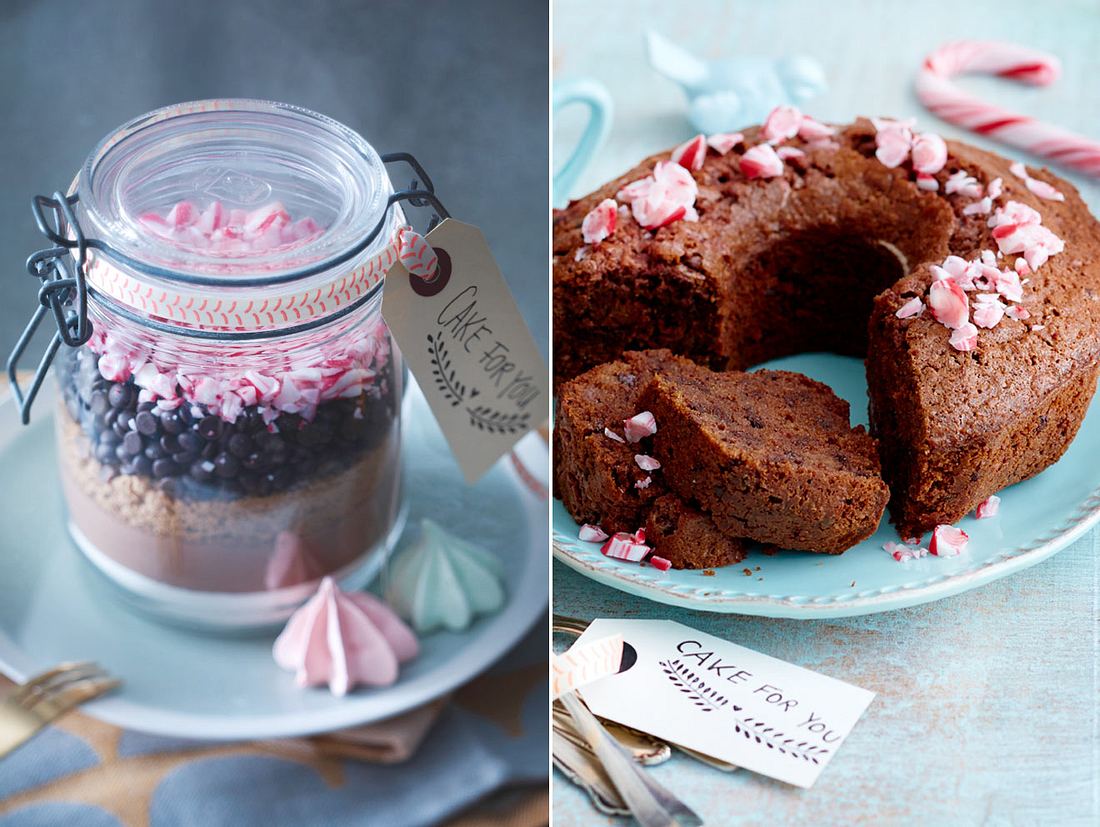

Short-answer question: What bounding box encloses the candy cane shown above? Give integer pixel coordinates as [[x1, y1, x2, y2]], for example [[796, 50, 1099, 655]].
[[916, 40, 1100, 177]]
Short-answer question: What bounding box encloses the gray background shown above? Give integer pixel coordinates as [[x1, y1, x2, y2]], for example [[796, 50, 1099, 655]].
[[0, 0, 548, 359]]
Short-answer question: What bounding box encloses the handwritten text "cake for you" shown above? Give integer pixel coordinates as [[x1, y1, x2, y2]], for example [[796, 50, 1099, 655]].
[[677, 639, 843, 745], [437, 285, 540, 409]]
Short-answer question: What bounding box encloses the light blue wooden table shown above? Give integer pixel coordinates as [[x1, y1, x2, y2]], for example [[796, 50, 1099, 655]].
[[552, 1, 1099, 823]]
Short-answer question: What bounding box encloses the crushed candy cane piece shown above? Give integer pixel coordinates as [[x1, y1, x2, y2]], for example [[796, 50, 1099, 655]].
[[873, 118, 914, 168], [916, 173, 939, 191], [1010, 161, 1064, 201], [972, 295, 1006, 329], [581, 198, 618, 244], [620, 161, 699, 230], [739, 144, 784, 179], [975, 495, 1000, 519], [987, 177, 1004, 200], [1031, 324, 1045, 331], [928, 278, 969, 329], [945, 171, 983, 198], [635, 476, 653, 490], [884, 541, 930, 562], [762, 105, 803, 143], [911, 132, 947, 174], [776, 146, 805, 161], [635, 454, 661, 471], [963, 196, 992, 216], [929, 524, 969, 557], [649, 556, 672, 572], [706, 132, 743, 155], [579, 524, 609, 542], [904, 536, 923, 546], [896, 297, 925, 319], [1004, 304, 1031, 321], [601, 532, 650, 562], [949, 321, 979, 351], [604, 427, 626, 443], [623, 411, 657, 443], [671, 134, 707, 170], [989, 200, 1064, 270], [798, 116, 835, 141]]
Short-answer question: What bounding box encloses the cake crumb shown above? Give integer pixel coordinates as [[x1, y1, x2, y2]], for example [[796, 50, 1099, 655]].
[[850, 580, 857, 587], [742, 567, 752, 576], [754, 565, 760, 571], [762, 544, 780, 556], [703, 569, 716, 577]]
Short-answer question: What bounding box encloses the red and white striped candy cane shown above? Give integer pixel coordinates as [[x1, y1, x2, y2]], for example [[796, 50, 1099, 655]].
[[916, 40, 1100, 177]]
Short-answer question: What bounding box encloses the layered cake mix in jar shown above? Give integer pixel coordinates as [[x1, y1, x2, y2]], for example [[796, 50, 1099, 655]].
[[17, 100, 435, 629]]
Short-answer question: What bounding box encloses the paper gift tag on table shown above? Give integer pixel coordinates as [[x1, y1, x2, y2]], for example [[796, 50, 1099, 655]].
[[383, 219, 549, 483], [572, 619, 874, 788]]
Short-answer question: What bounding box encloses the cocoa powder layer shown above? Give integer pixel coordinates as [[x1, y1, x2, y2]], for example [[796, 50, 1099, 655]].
[[57, 410, 401, 592], [553, 118, 1100, 534]]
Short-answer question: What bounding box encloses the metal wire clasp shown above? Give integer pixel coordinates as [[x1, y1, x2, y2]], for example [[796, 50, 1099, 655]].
[[7, 192, 93, 424]]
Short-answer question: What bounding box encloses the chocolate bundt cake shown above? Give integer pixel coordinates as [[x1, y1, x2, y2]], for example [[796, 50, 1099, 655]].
[[554, 350, 746, 568], [639, 362, 889, 554], [553, 114, 1100, 536]]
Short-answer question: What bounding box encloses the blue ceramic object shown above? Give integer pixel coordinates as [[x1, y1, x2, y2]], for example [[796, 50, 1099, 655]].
[[646, 31, 827, 134], [554, 353, 1100, 619], [553, 78, 614, 205]]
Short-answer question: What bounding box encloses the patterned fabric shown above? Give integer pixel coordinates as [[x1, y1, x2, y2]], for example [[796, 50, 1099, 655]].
[[0, 624, 547, 827]]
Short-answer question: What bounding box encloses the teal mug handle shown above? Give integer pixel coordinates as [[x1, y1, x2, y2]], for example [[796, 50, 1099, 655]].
[[553, 79, 613, 206]]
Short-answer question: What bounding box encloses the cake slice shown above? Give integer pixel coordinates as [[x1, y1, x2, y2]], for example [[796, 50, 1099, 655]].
[[640, 365, 889, 554], [554, 350, 746, 568]]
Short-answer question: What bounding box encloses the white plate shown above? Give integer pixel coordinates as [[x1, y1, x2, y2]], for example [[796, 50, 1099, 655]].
[[553, 353, 1100, 618], [0, 382, 547, 740]]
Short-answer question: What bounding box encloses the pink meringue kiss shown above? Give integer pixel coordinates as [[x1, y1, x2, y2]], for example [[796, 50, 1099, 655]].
[[273, 577, 419, 696]]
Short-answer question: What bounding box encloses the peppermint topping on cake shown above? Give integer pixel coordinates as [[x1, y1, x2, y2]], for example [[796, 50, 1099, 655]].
[[762, 105, 803, 143], [776, 146, 806, 161], [1010, 162, 1065, 201], [604, 427, 626, 443], [672, 134, 708, 170], [911, 133, 948, 175], [579, 524, 609, 542], [634, 476, 653, 490], [975, 495, 1001, 519], [616, 161, 699, 230], [895, 297, 925, 319], [623, 411, 658, 443], [649, 555, 672, 571], [635, 454, 661, 471], [929, 524, 969, 556], [945, 171, 983, 198], [739, 144, 785, 179], [972, 295, 1006, 328], [989, 200, 1065, 270], [581, 198, 618, 244], [928, 278, 969, 329], [706, 132, 744, 155]]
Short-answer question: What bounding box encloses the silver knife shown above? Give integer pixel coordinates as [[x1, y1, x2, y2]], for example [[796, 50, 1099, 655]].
[[553, 730, 630, 815], [559, 690, 703, 827]]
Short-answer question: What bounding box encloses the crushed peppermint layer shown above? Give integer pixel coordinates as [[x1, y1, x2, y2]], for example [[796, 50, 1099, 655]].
[[623, 411, 657, 443], [975, 495, 1001, 519], [989, 200, 1065, 270], [578, 524, 609, 542], [139, 200, 325, 255], [581, 198, 618, 244], [929, 524, 969, 557], [739, 144, 785, 179], [89, 316, 392, 424]]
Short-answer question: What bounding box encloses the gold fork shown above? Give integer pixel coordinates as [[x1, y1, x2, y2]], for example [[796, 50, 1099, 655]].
[[0, 662, 120, 759]]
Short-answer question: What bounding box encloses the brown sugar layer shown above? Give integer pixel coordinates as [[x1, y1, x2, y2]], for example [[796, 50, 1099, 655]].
[[640, 363, 890, 554], [553, 118, 1100, 535], [554, 349, 748, 569]]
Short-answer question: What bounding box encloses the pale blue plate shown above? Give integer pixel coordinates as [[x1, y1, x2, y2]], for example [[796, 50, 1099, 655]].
[[553, 353, 1100, 618], [0, 383, 547, 740]]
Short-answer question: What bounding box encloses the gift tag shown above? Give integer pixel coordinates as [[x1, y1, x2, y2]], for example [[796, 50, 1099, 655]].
[[572, 619, 874, 788], [382, 219, 549, 483]]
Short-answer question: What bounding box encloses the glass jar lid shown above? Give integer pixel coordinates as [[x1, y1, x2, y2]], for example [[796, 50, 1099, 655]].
[[77, 99, 395, 283]]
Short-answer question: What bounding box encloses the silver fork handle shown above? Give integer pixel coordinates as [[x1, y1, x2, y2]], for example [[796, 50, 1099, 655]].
[[559, 691, 703, 827]]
